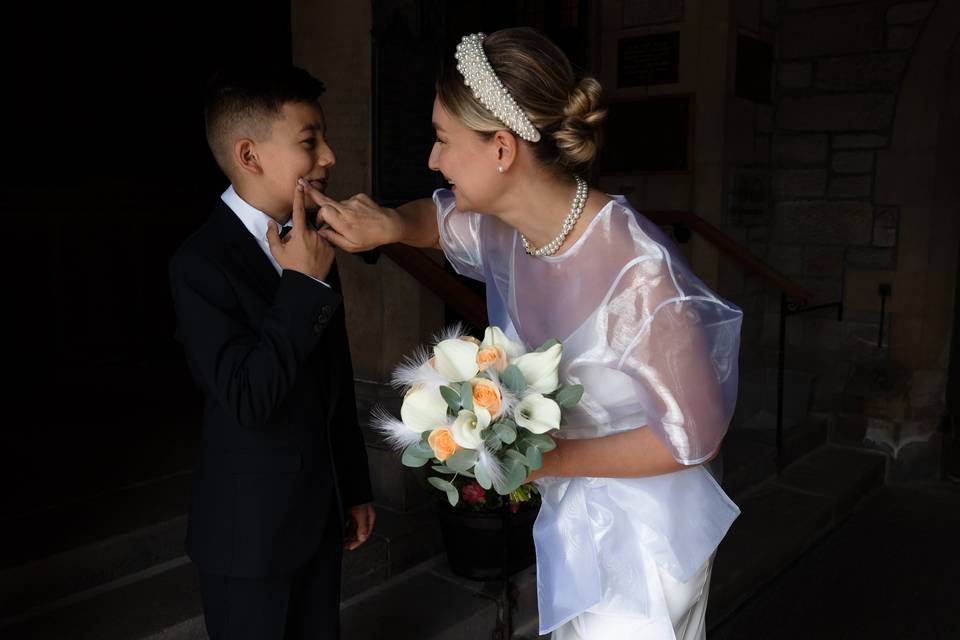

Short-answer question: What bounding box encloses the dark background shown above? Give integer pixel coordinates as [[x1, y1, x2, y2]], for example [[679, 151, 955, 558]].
[[0, 0, 590, 519], [1, 1, 293, 514]]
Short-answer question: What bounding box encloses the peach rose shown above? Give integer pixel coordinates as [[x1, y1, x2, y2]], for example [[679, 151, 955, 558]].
[[471, 378, 503, 418], [476, 346, 508, 373], [428, 427, 460, 461]]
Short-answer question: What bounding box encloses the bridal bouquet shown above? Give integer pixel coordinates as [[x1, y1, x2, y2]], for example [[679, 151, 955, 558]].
[[373, 326, 583, 507]]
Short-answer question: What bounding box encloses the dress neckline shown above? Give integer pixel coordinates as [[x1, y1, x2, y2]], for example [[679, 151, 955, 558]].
[[523, 195, 625, 262]]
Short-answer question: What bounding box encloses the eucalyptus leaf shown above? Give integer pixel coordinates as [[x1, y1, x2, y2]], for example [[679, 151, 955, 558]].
[[475, 462, 493, 490], [494, 422, 517, 445], [500, 365, 526, 394], [498, 417, 518, 430], [536, 338, 560, 353], [500, 458, 527, 494], [445, 487, 460, 507], [555, 384, 584, 408], [431, 465, 456, 475], [518, 432, 556, 452], [526, 446, 543, 470], [428, 477, 456, 493], [439, 385, 461, 413], [401, 446, 429, 467], [503, 449, 528, 464], [460, 381, 474, 411], [483, 434, 503, 451], [446, 450, 479, 474], [412, 440, 436, 458]]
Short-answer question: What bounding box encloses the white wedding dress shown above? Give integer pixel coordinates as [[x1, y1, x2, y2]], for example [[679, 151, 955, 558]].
[[433, 189, 742, 639]]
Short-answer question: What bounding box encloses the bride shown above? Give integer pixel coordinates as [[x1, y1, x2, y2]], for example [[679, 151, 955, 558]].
[[302, 27, 742, 640]]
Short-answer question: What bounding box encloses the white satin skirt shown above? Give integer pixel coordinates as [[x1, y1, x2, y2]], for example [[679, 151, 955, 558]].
[[552, 554, 714, 640]]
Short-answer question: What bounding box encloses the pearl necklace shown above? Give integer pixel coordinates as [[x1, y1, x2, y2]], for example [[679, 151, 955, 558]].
[[521, 175, 588, 257]]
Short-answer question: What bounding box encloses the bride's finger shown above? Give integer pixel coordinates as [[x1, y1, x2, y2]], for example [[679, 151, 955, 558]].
[[317, 202, 350, 233], [319, 226, 362, 253], [299, 179, 342, 209]]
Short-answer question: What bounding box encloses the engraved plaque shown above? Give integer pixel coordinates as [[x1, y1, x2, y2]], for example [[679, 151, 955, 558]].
[[623, 0, 684, 27], [617, 32, 680, 87]]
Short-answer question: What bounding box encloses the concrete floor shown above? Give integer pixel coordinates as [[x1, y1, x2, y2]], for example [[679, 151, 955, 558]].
[[711, 482, 960, 640]]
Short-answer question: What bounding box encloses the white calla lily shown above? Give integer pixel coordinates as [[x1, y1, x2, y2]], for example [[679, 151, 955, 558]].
[[450, 408, 490, 450], [514, 393, 561, 434], [400, 385, 449, 433], [481, 326, 525, 358], [433, 338, 480, 381], [511, 343, 562, 393]]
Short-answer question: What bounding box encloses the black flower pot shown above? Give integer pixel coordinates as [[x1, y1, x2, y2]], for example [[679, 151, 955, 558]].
[[437, 504, 539, 580]]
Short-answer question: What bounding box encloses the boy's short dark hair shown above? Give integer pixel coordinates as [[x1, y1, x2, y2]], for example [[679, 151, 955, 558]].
[[204, 65, 326, 177]]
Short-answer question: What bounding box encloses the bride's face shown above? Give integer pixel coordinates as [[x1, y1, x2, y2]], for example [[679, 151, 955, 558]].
[[428, 97, 501, 213]]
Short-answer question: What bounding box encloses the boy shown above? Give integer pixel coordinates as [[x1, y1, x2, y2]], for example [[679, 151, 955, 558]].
[[169, 65, 374, 640]]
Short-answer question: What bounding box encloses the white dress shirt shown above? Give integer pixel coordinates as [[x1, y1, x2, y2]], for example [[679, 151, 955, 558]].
[[221, 185, 330, 288]]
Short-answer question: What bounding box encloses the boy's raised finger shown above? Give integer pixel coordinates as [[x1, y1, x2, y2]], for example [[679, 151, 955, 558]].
[[291, 182, 307, 232]]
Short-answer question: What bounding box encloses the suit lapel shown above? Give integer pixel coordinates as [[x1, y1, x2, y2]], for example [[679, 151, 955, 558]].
[[211, 200, 281, 302]]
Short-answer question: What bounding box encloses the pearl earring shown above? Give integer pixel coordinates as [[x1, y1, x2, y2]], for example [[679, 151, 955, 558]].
[[497, 165, 504, 174]]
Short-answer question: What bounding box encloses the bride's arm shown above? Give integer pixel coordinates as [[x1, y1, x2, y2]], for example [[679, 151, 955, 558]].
[[301, 181, 439, 252], [526, 427, 696, 482]]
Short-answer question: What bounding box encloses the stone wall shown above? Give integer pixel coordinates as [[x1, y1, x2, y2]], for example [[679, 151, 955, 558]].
[[733, 0, 959, 479], [291, 0, 445, 385]]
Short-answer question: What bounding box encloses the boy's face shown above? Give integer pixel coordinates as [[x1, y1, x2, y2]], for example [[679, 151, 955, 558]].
[[254, 101, 335, 214]]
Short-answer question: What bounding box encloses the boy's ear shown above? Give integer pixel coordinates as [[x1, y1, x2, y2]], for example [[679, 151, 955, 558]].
[[235, 139, 262, 175]]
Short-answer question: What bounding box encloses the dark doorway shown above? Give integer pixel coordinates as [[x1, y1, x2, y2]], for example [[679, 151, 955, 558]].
[[1, 1, 292, 517]]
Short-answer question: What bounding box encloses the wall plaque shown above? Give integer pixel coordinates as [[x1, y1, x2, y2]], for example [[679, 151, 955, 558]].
[[617, 32, 680, 87]]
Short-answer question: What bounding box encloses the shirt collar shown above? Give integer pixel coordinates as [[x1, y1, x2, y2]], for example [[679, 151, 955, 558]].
[[221, 185, 291, 242]]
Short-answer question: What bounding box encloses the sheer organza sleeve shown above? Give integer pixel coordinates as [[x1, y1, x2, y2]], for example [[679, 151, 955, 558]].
[[610, 257, 742, 465], [433, 188, 484, 281]]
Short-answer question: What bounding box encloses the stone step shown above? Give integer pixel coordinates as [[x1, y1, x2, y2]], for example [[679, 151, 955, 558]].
[[0, 472, 192, 619], [1, 503, 444, 637], [707, 445, 886, 629]]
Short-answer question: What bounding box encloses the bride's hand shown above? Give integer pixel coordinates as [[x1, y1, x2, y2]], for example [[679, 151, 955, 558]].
[[299, 179, 401, 253]]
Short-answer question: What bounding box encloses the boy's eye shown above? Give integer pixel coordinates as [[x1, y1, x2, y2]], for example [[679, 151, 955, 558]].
[[301, 138, 316, 148]]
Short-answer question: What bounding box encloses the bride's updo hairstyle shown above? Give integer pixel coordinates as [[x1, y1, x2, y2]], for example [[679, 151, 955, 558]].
[[437, 27, 607, 175]]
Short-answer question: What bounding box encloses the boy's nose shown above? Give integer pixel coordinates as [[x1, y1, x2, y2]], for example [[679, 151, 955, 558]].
[[319, 146, 336, 168]]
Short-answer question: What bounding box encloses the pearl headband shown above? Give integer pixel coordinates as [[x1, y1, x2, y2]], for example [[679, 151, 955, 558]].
[[454, 33, 542, 143]]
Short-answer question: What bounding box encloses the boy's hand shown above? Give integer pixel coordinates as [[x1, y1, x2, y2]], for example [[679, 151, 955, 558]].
[[343, 502, 376, 551], [300, 179, 401, 253], [266, 183, 336, 281]]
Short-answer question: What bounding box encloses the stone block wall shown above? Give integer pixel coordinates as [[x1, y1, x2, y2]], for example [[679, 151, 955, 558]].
[[727, 0, 958, 479]]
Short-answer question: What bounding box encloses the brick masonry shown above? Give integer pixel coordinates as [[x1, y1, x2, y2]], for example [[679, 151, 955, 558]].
[[728, 1, 947, 453]]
